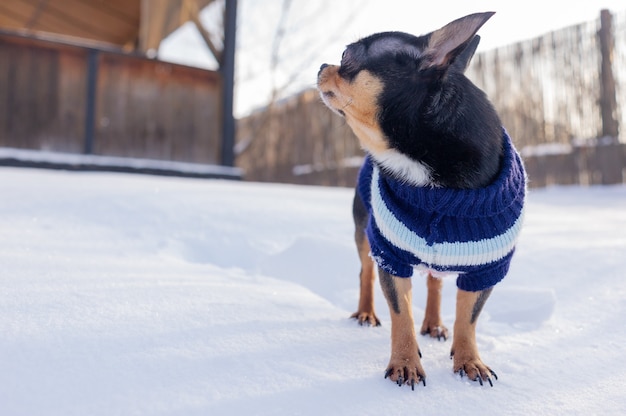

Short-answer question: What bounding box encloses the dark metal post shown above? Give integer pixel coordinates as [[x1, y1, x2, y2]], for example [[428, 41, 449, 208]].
[[598, 9, 619, 139], [220, 0, 238, 167], [84, 48, 99, 154]]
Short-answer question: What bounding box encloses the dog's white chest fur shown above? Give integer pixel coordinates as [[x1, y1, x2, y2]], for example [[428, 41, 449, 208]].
[[374, 149, 435, 187]]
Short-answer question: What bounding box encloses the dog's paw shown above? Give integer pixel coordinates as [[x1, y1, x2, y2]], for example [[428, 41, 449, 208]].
[[350, 311, 381, 326], [384, 357, 426, 390], [420, 322, 448, 341], [452, 354, 498, 387]]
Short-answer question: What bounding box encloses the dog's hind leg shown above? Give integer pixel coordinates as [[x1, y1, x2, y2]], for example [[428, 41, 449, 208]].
[[420, 274, 449, 341], [380, 269, 426, 389], [351, 191, 380, 326], [450, 287, 498, 386]]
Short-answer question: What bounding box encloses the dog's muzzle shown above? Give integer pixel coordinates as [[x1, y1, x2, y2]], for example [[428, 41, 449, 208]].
[[318, 63, 329, 77]]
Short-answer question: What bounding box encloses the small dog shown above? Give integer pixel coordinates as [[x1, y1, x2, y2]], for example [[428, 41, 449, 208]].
[[317, 12, 526, 389]]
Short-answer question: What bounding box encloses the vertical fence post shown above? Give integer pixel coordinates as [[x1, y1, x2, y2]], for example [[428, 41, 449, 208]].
[[220, 0, 237, 167], [598, 9, 619, 139], [84, 48, 99, 154]]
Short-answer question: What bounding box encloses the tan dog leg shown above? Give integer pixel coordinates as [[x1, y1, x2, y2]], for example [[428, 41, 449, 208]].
[[351, 235, 380, 326], [380, 270, 426, 389], [450, 287, 498, 386], [420, 274, 448, 340], [351, 192, 380, 326]]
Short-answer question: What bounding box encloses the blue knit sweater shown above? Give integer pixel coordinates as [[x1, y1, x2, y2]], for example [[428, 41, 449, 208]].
[[357, 130, 526, 292]]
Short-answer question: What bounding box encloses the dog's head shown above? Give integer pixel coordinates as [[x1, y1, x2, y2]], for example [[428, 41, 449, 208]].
[[317, 12, 500, 187]]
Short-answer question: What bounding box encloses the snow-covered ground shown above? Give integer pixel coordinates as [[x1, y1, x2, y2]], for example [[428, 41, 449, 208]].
[[1, 167, 625, 415]]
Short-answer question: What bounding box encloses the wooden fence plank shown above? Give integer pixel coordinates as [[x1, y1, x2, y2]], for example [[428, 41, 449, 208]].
[[98, 54, 222, 164], [0, 34, 86, 151]]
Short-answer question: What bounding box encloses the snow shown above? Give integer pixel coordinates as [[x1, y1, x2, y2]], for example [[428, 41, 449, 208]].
[[0, 147, 242, 179], [520, 143, 573, 157], [292, 156, 364, 176], [1, 167, 625, 415]]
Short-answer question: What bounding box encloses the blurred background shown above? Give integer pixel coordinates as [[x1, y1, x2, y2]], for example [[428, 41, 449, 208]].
[[1, 0, 625, 188]]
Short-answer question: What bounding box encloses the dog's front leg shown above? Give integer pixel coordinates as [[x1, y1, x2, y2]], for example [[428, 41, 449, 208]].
[[420, 274, 448, 340], [379, 269, 426, 389], [351, 192, 380, 326], [451, 287, 498, 386]]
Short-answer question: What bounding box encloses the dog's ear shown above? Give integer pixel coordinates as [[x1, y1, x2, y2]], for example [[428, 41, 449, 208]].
[[421, 12, 494, 70], [452, 35, 480, 72]]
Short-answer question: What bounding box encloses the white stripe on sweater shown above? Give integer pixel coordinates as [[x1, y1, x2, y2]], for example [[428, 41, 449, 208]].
[[371, 166, 523, 267]]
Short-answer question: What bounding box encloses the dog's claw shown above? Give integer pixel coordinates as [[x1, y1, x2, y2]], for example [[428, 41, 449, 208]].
[[350, 312, 381, 327], [456, 363, 497, 387], [384, 367, 425, 390], [420, 324, 449, 341]]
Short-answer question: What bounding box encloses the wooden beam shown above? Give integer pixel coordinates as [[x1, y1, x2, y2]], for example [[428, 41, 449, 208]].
[[138, 0, 218, 55], [184, 0, 221, 63]]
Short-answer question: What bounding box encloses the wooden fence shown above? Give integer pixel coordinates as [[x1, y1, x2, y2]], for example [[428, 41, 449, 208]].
[[465, 9, 623, 148], [523, 143, 626, 187], [236, 89, 362, 187], [0, 31, 223, 165], [236, 9, 626, 188]]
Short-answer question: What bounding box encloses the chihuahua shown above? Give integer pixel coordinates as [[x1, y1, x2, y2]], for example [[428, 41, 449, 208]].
[[317, 12, 526, 389]]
